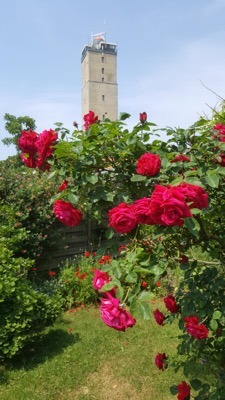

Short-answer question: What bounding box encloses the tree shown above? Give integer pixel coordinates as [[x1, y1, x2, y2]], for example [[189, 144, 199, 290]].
[[2, 113, 36, 153]]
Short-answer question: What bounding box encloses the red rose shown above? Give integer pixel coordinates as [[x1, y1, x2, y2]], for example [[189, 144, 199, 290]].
[[180, 255, 189, 263], [177, 381, 191, 400], [141, 281, 148, 288], [147, 185, 192, 227], [83, 110, 98, 130], [136, 153, 161, 177], [139, 112, 147, 124], [164, 294, 179, 313], [53, 200, 83, 227], [213, 123, 225, 141], [58, 180, 68, 192], [18, 130, 38, 156], [20, 153, 37, 168], [108, 202, 138, 234], [93, 269, 111, 291], [153, 309, 166, 325], [184, 316, 209, 340], [35, 129, 58, 169], [154, 353, 167, 370], [100, 292, 136, 331], [133, 197, 154, 225], [171, 154, 190, 163], [177, 182, 208, 210], [49, 271, 56, 276]]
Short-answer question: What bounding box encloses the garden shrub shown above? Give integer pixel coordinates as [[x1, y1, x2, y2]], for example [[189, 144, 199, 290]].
[[58, 253, 106, 308], [18, 105, 225, 398], [0, 204, 64, 360], [0, 157, 62, 260]]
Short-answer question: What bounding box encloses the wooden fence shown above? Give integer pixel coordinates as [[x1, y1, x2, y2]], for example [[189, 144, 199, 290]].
[[36, 220, 110, 271]]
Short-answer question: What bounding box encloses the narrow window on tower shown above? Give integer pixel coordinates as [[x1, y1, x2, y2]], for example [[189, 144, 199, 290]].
[[102, 67, 104, 74], [102, 77, 104, 82], [102, 114, 105, 121], [102, 95, 105, 101], [102, 56, 104, 63]]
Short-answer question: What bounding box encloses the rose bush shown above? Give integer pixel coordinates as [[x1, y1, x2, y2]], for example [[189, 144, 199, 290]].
[[18, 104, 225, 399]]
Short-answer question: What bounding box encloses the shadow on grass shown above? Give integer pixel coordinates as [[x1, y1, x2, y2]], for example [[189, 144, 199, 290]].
[[3, 328, 81, 373]]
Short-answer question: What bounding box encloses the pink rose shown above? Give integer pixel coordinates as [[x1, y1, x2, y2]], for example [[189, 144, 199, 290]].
[[177, 182, 208, 210], [147, 185, 192, 227], [153, 309, 166, 325], [100, 293, 136, 331], [184, 316, 209, 340], [171, 154, 190, 163], [164, 294, 179, 313], [139, 111, 147, 124], [93, 269, 111, 291], [133, 197, 154, 225], [136, 153, 161, 177], [53, 200, 83, 227], [108, 202, 138, 234], [177, 381, 191, 400], [58, 180, 69, 192], [18, 130, 38, 156], [213, 123, 225, 141], [83, 110, 98, 130], [154, 353, 167, 370]]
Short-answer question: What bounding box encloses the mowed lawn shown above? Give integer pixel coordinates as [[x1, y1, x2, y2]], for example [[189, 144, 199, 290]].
[[0, 300, 183, 400]]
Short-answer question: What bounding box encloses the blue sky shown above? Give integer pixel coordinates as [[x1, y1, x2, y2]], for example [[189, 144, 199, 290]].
[[1, 0, 225, 160]]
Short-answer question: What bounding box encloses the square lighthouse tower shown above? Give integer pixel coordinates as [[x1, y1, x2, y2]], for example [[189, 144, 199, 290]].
[[81, 33, 118, 122]]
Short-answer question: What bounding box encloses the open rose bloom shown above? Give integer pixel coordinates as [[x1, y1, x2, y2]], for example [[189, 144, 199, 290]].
[[93, 269, 110, 291], [18, 129, 58, 170], [53, 200, 83, 227], [100, 293, 136, 331], [177, 381, 191, 400], [164, 294, 179, 313], [184, 316, 209, 340], [136, 153, 161, 177], [108, 202, 138, 234]]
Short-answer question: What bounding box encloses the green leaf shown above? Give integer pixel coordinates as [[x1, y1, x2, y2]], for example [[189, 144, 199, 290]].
[[205, 172, 219, 188], [101, 191, 114, 202], [149, 265, 164, 276], [100, 280, 119, 292], [68, 193, 79, 205], [170, 385, 178, 395], [119, 112, 131, 120], [210, 319, 218, 331], [130, 174, 147, 182], [47, 170, 57, 180], [130, 300, 151, 320], [86, 175, 99, 184], [125, 271, 138, 283], [190, 379, 203, 391], [116, 286, 124, 299], [213, 310, 222, 320], [138, 291, 154, 301], [217, 166, 225, 176], [184, 217, 200, 238]]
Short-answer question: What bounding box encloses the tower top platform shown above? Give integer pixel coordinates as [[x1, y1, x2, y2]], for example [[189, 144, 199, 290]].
[[81, 32, 117, 62]]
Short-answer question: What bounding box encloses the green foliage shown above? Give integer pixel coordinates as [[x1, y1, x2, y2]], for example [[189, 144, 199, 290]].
[[58, 254, 100, 307], [2, 114, 36, 152], [53, 119, 157, 224], [0, 157, 62, 260], [2, 113, 36, 152], [44, 103, 225, 398], [0, 204, 64, 360]]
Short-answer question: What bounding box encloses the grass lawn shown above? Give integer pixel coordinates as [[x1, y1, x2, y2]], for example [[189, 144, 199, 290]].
[[0, 299, 184, 400]]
